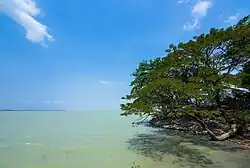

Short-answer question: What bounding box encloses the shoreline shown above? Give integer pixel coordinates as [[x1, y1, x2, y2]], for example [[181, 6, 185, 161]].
[[141, 117, 250, 151]]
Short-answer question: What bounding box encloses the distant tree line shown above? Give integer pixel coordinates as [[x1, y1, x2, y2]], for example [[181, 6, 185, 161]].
[[121, 15, 250, 141]]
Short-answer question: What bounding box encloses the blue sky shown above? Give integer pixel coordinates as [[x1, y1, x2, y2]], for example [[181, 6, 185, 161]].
[[0, 0, 249, 110]]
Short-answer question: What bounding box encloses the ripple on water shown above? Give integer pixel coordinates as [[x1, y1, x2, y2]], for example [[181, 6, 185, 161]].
[[0, 136, 10, 150], [0, 144, 9, 149]]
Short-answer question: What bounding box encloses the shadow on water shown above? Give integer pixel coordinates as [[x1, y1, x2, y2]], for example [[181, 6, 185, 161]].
[[126, 129, 249, 168]]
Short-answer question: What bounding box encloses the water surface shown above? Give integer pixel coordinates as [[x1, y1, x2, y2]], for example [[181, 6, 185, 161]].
[[0, 111, 249, 168]]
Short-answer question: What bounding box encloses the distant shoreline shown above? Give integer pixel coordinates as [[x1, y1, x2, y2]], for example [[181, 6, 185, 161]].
[[0, 110, 66, 111]]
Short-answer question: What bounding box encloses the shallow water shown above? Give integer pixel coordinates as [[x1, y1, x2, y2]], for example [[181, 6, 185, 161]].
[[0, 111, 249, 168]]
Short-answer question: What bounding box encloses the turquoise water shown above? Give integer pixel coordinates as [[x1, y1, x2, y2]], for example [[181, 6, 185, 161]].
[[0, 111, 249, 168]]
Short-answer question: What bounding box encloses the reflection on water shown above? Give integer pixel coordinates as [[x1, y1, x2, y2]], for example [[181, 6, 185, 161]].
[[127, 129, 250, 168], [0, 111, 249, 168]]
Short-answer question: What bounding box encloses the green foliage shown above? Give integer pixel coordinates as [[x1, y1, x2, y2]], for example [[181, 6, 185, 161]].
[[121, 15, 250, 126], [242, 62, 250, 89]]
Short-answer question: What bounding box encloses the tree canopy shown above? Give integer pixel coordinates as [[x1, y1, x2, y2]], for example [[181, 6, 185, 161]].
[[120, 15, 250, 140]]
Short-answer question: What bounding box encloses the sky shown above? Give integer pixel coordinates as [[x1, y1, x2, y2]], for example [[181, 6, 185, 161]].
[[0, 0, 249, 110]]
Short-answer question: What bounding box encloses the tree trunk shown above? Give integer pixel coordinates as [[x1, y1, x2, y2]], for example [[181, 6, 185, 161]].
[[193, 116, 238, 141]]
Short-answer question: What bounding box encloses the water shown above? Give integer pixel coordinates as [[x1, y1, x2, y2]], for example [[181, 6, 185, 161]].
[[0, 111, 249, 168]]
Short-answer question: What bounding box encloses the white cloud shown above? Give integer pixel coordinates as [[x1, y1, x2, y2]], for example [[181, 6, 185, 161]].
[[184, 0, 212, 30], [184, 18, 200, 30], [224, 13, 240, 24], [99, 80, 111, 85], [43, 100, 65, 104], [192, 0, 212, 17], [99, 79, 122, 86], [177, 0, 191, 4], [43, 100, 64, 104], [0, 0, 53, 46]]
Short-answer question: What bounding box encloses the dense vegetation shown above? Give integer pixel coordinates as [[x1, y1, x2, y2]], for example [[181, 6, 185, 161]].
[[121, 15, 250, 141]]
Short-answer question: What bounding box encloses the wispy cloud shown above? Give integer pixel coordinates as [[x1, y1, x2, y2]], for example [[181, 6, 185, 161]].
[[99, 79, 122, 86], [184, 0, 212, 30], [43, 100, 65, 104], [224, 13, 240, 25], [99, 80, 111, 85], [0, 0, 54, 46], [177, 0, 191, 4]]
